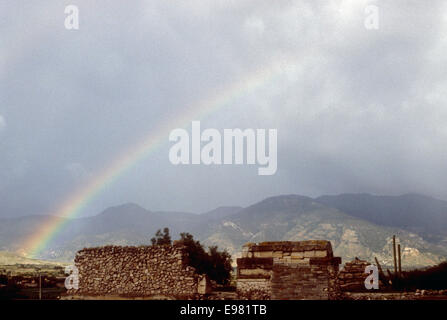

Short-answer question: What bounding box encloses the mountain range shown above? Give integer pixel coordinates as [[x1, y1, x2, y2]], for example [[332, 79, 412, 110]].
[[0, 251, 65, 266], [1, 193, 447, 268]]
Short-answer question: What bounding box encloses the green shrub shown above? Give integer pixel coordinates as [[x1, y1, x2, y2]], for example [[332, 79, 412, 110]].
[[151, 227, 172, 246], [150, 229, 232, 285], [179, 232, 232, 285]]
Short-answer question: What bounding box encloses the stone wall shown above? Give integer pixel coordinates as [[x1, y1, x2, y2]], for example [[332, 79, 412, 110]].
[[237, 257, 273, 299], [338, 258, 372, 292], [68, 243, 199, 298], [237, 241, 342, 300], [271, 260, 340, 300]]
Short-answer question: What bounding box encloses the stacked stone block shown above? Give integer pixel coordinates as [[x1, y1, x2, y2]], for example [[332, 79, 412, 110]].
[[338, 258, 371, 292], [237, 241, 342, 300]]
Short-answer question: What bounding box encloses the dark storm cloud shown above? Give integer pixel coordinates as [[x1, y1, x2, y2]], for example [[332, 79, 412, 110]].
[[1, 1, 447, 217]]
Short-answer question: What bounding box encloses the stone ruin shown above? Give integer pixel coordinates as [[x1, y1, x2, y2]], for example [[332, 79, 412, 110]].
[[338, 258, 374, 292], [67, 242, 207, 299], [236, 240, 342, 300], [67, 239, 377, 300]]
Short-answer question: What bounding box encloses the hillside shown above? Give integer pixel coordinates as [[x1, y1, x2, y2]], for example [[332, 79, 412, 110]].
[[316, 193, 447, 240], [1, 194, 446, 267], [200, 195, 447, 267], [0, 251, 66, 266]]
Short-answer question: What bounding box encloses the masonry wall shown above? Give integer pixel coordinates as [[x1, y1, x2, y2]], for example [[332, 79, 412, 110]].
[[271, 260, 340, 300], [237, 241, 341, 300], [237, 257, 273, 299], [338, 258, 373, 292], [69, 244, 199, 298]]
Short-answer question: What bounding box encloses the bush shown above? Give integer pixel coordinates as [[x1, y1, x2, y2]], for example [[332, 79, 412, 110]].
[[151, 227, 172, 246], [394, 261, 447, 290], [149, 229, 232, 285], [179, 232, 232, 285], [0, 275, 7, 285]]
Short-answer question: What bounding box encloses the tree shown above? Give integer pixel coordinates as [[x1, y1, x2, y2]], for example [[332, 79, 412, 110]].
[[179, 232, 232, 285], [207, 246, 232, 285], [151, 227, 171, 245]]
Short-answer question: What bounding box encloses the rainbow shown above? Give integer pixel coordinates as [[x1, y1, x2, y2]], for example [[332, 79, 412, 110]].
[[22, 58, 294, 258]]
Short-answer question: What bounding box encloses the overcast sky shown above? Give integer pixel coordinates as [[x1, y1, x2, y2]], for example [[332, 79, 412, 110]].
[[1, 1, 447, 217]]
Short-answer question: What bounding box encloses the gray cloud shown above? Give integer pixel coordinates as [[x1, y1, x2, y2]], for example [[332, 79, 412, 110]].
[[1, 1, 447, 217]]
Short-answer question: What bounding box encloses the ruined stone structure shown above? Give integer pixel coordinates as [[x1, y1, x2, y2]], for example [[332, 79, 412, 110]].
[[237, 240, 342, 300], [338, 258, 372, 292], [68, 243, 200, 298]]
